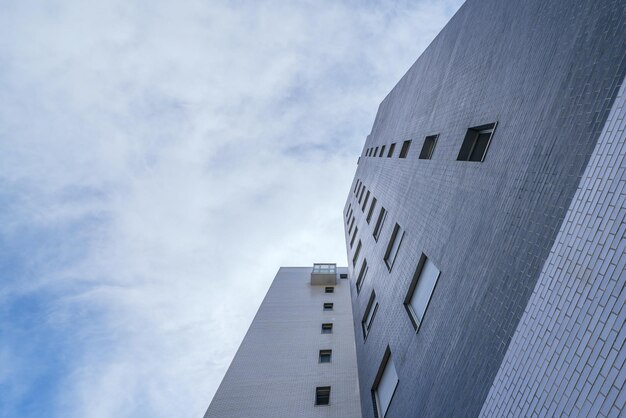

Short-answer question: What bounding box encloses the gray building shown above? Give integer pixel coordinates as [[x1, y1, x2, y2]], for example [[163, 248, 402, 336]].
[[206, 0, 626, 416]]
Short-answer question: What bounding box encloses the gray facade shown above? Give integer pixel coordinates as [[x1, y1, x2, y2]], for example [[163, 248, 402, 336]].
[[204, 267, 361, 418], [345, 0, 626, 417]]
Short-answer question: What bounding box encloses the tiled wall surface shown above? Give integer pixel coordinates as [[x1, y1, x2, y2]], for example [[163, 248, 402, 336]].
[[480, 77, 626, 418], [344, 0, 626, 417], [205, 267, 361, 418]]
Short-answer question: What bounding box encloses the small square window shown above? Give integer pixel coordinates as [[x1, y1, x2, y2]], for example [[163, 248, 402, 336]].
[[325, 287, 334, 293], [352, 240, 362, 267], [362, 190, 370, 211], [457, 122, 496, 162], [319, 349, 332, 363], [367, 197, 377, 224], [379, 145, 386, 157], [372, 349, 398, 418], [356, 259, 368, 294], [387, 143, 396, 158], [399, 140, 411, 158], [384, 223, 404, 271], [404, 254, 440, 331], [419, 135, 438, 160], [373, 207, 387, 241], [361, 290, 379, 340], [339, 273, 348, 279], [321, 323, 333, 334], [315, 386, 331, 405], [323, 303, 334, 311]]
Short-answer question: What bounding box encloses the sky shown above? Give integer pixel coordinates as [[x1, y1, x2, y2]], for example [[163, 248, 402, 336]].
[[0, 1, 463, 417]]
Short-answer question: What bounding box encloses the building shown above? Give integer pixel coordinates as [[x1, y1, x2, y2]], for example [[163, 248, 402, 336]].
[[206, 0, 626, 416]]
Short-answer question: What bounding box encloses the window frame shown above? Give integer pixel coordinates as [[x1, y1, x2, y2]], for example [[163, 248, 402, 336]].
[[324, 287, 334, 294], [419, 134, 439, 160], [356, 258, 368, 294], [373, 207, 387, 242], [319, 349, 332, 363], [383, 223, 404, 271], [457, 122, 497, 162], [399, 140, 412, 158], [323, 302, 334, 311], [361, 290, 379, 340], [315, 386, 331, 406], [372, 347, 399, 418], [387, 143, 396, 158], [352, 240, 362, 267], [403, 254, 441, 332], [321, 323, 333, 334], [367, 197, 377, 224]]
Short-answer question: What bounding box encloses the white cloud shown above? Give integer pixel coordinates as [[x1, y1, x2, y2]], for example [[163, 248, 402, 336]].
[[0, 1, 463, 417]]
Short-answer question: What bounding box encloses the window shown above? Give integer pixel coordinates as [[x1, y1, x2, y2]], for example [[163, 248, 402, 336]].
[[362, 190, 370, 211], [345, 204, 352, 219], [348, 216, 355, 235], [387, 143, 396, 158], [316, 386, 331, 406], [352, 240, 362, 267], [372, 349, 398, 418], [419, 135, 438, 160], [350, 226, 358, 248], [399, 140, 411, 158], [323, 302, 334, 311], [319, 349, 332, 363], [384, 223, 404, 271], [325, 287, 334, 293], [404, 254, 440, 331], [379, 145, 386, 157], [373, 207, 387, 241], [340, 273, 348, 279], [367, 197, 377, 224], [358, 185, 365, 203], [361, 290, 379, 340], [457, 122, 497, 162], [374, 146, 379, 156], [321, 323, 333, 334], [356, 258, 368, 293], [354, 180, 360, 194]]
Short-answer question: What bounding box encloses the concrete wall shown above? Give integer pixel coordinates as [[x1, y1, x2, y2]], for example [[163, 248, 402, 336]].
[[344, 0, 626, 416], [205, 267, 361, 418], [480, 76, 626, 418]]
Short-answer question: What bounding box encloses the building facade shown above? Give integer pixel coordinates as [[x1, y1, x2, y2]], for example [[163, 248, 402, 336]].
[[206, 0, 626, 416]]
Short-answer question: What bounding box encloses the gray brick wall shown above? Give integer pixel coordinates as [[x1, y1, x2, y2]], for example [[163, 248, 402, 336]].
[[205, 267, 361, 418], [344, 0, 626, 416], [480, 76, 626, 418]]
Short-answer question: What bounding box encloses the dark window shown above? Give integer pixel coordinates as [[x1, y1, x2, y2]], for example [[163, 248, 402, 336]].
[[340, 273, 348, 279], [387, 143, 396, 158], [354, 180, 359, 194], [356, 259, 368, 293], [367, 197, 377, 224], [404, 254, 440, 331], [457, 122, 496, 162], [321, 323, 333, 334], [323, 302, 333, 311], [379, 145, 386, 157], [325, 287, 334, 294], [362, 290, 379, 340], [348, 217, 355, 235], [345, 204, 352, 219], [358, 185, 365, 203], [373, 207, 387, 241], [374, 146, 379, 156], [419, 135, 438, 160], [384, 223, 404, 271], [319, 350, 332, 363], [399, 140, 411, 158], [350, 226, 358, 248], [362, 191, 370, 211], [353, 240, 362, 267], [316, 386, 331, 405]]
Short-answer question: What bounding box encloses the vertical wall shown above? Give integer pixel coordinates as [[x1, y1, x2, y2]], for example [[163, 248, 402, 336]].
[[480, 78, 626, 418], [205, 267, 361, 418]]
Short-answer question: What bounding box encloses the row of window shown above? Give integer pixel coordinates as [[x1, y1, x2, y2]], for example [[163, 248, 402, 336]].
[[363, 122, 497, 163], [316, 282, 336, 406]]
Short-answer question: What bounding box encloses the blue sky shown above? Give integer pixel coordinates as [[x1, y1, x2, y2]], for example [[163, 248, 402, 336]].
[[0, 1, 463, 416]]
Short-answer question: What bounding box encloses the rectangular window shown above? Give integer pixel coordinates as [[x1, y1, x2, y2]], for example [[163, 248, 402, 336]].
[[325, 287, 334, 294], [373, 206, 387, 241], [356, 258, 368, 293], [374, 146, 379, 156], [354, 180, 360, 194], [316, 386, 331, 405], [323, 302, 333, 311], [387, 143, 396, 158], [358, 185, 365, 203], [419, 135, 438, 160], [339, 273, 348, 279], [362, 190, 370, 211], [352, 240, 362, 267], [350, 226, 358, 248], [366, 197, 377, 224], [384, 223, 404, 271], [457, 122, 497, 162], [399, 140, 411, 158], [361, 290, 379, 340], [321, 323, 333, 334], [348, 216, 355, 235], [404, 254, 440, 331], [372, 349, 398, 418], [345, 204, 352, 219], [319, 349, 332, 363], [379, 145, 386, 157]]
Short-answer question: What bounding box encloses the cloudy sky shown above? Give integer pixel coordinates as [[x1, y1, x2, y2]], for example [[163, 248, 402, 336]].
[[0, 1, 463, 417]]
